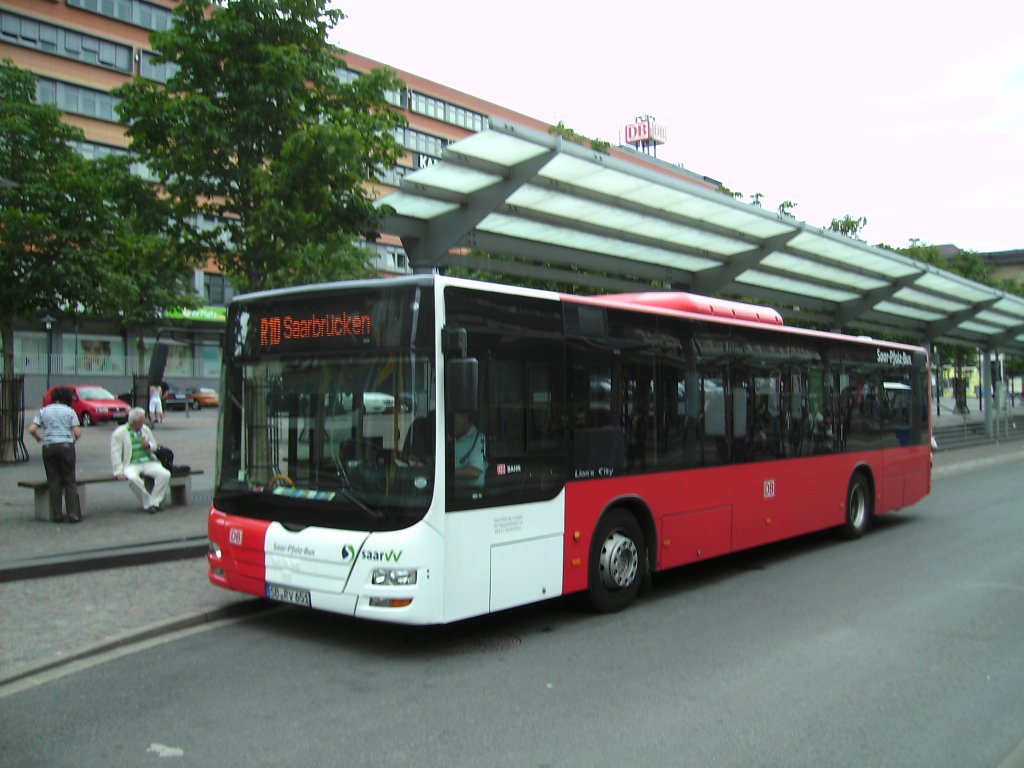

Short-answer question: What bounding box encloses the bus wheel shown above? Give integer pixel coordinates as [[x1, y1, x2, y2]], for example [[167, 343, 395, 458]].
[[587, 508, 645, 612], [842, 472, 872, 539]]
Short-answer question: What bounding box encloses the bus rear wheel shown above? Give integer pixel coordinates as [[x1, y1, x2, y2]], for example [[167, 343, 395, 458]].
[[587, 508, 645, 613], [841, 472, 872, 539]]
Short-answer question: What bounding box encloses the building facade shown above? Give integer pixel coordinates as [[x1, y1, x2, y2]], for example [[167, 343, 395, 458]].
[[2, 0, 717, 406]]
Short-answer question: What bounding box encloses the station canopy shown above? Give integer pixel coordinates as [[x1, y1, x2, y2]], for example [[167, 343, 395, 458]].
[[379, 120, 1024, 356]]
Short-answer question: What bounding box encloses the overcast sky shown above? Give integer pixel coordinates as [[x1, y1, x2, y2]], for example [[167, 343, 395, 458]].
[[331, 0, 1024, 254]]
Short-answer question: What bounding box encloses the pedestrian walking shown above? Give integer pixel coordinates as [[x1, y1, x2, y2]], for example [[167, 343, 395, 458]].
[[148, 383, 164, 424], [27, 386, 83, 523]]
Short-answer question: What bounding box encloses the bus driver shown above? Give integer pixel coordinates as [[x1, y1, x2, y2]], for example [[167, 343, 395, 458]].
[[452, 411, 486, 489]]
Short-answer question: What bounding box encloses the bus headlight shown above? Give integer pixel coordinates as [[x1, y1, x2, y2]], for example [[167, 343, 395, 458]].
[[372, 568, 417, 586], [209, 541, 222, 558]]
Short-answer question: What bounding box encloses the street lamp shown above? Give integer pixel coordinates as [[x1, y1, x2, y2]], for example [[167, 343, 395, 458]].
[[41, 313, 55, 389]]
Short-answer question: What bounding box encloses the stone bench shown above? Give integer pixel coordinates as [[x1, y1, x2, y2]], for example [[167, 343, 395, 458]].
[[18, 470, 205, 521]]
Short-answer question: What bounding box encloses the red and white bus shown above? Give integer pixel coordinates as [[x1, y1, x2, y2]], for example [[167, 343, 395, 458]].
[[208, 276, 932, 622]]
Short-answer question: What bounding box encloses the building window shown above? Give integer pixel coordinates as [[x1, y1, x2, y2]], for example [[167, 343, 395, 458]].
[[363, 241, 410, 274], [410, 91, 489, 132], [36, 77, 121, 123], [395, 127, 448, 160], [139, 49, 178, 83], [67, 0, 171, 32], [0, 9, 132, 73], [38, 77, 119, 121], [68, 140, 127, 161], [203, 273, 235, 306], [377, 164, 410, 188]]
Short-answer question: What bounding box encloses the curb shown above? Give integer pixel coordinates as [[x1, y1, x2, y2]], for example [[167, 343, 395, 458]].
[[0, 536, 209, 583], [0, 599, 271, 690]]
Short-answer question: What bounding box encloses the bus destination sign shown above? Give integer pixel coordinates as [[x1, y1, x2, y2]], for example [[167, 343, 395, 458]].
[[259, 310, 372, 348]]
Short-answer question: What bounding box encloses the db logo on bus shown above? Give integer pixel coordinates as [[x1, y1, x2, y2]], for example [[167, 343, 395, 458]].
[[763, 479, 776, 499], [229, 528, 243, 545]]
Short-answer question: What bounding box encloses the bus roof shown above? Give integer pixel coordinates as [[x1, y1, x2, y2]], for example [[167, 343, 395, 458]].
[[569, 291, 785, 326]]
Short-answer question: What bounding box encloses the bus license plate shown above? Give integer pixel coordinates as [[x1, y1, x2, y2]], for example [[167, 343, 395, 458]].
[[266, 583, 311, 608]]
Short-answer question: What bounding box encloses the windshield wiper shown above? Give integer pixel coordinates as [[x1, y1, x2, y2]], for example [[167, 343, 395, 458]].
[[331, 457, 384, 520]]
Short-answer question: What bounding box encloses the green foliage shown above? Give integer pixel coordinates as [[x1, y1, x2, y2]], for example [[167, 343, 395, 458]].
[[1, 59, 200, 380], [548, 121, 610, 154], [113, 0, 407, 294], [85, 154, 203, 329], [716, 185, 742, 199], [778, 200, 798, 217], [750, 192, 764, 208], [882, 239, 944, 267], [948, 250, 991, 284], [829, 214, 868, 240], [1, 60, 98, 331]]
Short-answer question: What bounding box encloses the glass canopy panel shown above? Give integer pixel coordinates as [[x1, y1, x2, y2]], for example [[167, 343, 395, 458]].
[[760, 253, 888, 291], [476, 213, 721, 271], [504, 186, 750, 256], [890, 288, 968, 313], [706, 209, 796, 239], [376, 192, 459, 219], [958, 320, 1004, 335], [872, 301, 944, 322], [787, 233, 921, 279], [973, 310, 1021, 329], [406, 163, 501, 195], [540, 155, 643, 197], [991, 298, 1024, 320], [736, 271, 859, 302], [915, 274, 995, 304], [451, 130, 553, 167]]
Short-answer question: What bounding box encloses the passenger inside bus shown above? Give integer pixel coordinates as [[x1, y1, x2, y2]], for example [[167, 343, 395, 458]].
[[451, 411, 487, 489]]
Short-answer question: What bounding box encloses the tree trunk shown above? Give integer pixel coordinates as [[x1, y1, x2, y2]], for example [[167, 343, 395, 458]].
[[1, 318, 20, 462]]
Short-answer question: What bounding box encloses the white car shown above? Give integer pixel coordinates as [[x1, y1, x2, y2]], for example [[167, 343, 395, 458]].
[[339, 391, 395, 413]]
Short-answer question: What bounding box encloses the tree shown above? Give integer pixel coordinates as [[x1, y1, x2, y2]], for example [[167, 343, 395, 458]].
[[829, 214, 868, 240], [715, 185, 742, 199], [1, 60, 109, 380], [750, 192, 764, 208], [113, 0, 407, 294], [85, 154, 203, 373], [778, 200, 798, 217], [2, 60, 201, 445]]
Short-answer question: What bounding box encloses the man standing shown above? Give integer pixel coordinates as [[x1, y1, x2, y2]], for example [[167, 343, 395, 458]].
[[28, 386, 82, 523], [110, 407, 170, 513]]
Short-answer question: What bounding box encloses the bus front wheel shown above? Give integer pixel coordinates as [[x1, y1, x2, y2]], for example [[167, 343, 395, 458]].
[[842, 472, 872, 539], [587, 508, 645, 613]]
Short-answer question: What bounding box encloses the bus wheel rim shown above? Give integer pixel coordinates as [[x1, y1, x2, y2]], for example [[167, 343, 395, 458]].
[[599, 531, 638, 590], [850, 485, 866, 528]]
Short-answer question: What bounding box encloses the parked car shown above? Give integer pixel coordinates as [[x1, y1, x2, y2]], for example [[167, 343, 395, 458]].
[[162, 388, 194, 412], [186, 387, 220, 408], [43, 385, 130, 426]]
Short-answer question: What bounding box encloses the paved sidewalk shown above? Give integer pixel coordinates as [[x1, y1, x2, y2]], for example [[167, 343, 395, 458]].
[[0, 408, 262, 687], [1, 400, 1022, 687]]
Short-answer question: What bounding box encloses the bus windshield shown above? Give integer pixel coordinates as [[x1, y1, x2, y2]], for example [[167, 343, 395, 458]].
[[215, 282, 436, 532]]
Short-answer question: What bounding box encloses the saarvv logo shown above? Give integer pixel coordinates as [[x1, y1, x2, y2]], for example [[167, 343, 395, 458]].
[[341, 545, 356, 562], [361, 549, 403, 562]]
